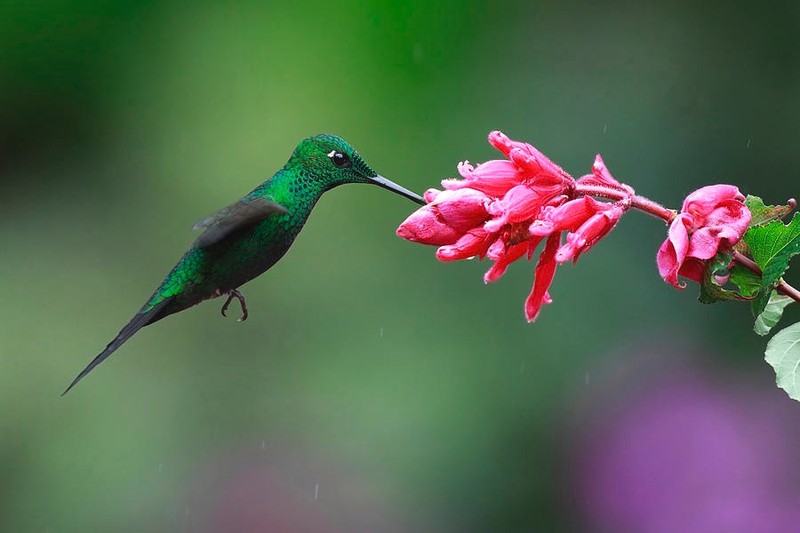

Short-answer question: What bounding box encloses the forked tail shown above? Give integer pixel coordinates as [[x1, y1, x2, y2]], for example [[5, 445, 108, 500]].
[[61, 298, 173, 396]]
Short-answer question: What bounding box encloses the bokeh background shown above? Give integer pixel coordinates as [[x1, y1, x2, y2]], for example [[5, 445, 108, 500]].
[[3, 1, 800, 531]]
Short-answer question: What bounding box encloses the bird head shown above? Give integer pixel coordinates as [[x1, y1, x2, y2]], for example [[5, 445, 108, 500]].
[[288, 134, 425, 205]]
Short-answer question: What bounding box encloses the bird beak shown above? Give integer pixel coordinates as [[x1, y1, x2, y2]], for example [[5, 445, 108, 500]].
[[369, 175, 426, 206]]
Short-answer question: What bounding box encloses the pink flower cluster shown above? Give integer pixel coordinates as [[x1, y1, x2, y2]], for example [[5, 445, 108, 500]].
[[396, 131, 632, 322], [657, 185, 751, 287]]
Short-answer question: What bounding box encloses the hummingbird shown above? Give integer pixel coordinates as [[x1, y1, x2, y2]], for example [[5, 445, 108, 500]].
[[62, 134, 425, 395]]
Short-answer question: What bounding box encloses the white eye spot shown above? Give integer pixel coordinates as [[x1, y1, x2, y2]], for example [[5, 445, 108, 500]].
[[327, 150, 351, 168]]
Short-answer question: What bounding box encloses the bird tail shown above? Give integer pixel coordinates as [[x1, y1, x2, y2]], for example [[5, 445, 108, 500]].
[[61, 297, 173, 396]]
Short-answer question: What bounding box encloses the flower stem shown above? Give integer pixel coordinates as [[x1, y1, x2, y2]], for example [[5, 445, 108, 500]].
[[574, 184, 677, 223], [574, 183, 800, 304], [733, 251, 800, 304], [778, 282, 800, 303]]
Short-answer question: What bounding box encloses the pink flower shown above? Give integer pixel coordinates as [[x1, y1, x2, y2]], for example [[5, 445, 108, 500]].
[[488, 131, 572, 182], [441, 131, 573, 196], [484, 183, 568, 232], [436, 228, 493, 261], [657, 185, 751, 288], [576, 155, 635, 196], [526, 233, 560, 322], [396, 188, 491, 246], [555, 199, 628, 264], [397, 131, 633, 322]]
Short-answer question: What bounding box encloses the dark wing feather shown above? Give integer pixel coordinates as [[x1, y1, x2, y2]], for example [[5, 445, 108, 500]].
[[192, 197, 288, 249], [61, 297, 173, 396]]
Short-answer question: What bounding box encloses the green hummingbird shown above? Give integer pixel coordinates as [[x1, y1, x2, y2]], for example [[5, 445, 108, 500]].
[[63, 134, 424, 395]]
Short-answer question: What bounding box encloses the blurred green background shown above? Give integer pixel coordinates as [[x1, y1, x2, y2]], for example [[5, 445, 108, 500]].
[[2, 1, 800, 531]]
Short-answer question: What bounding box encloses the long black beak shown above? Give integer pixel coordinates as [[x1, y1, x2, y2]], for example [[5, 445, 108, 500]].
[[369, 175, 426, 205]]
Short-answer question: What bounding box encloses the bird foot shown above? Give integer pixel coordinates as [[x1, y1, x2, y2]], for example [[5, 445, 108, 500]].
[[220, 289, 248, 322]]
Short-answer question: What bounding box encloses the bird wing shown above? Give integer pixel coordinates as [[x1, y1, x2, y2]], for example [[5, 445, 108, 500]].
[[192, 197, 288, 248]]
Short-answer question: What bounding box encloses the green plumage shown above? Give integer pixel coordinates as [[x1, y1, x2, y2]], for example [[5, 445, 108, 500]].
[[63, 134, 424, 395]]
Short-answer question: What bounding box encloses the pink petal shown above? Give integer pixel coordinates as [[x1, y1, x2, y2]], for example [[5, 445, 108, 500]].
[[436, 228, 493, 261], [544, 196, 607, 232], [489, 131, 572, 182], [483, 213, 508, 233], [678, 257, 706, 284], [486, 238, 507, 261], [431, 188, 490, 232], [396, 205, 462, 245], [484, 241, 532, 283], [576, 155, 635, 196], [682, 185, 745, 222], [701, 200, 751, 237], [687, 227, 728, 260], [489, 184, 553, 225], [445, 160, 525, 196], [715, 271, 731, 285], [488, 130, 533, 158], [396, 188, 491, 246], [528, 220, 556, 237], [525, 233, 561, 322], [509, 147, 572, 183], [470, 159, 524, 180], [656, 214, 692, 288], [528, 196, 606, 238], [423, 188, 441, 203], [556, 202, 626, 263]]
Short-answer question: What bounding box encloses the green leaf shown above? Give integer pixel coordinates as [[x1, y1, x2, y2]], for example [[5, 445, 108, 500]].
[[744, 213, 800, 290], [752, 287, 772, 318], [745, 195, 795, 227], [754, 291, 794, 336], [765, 321, 800, 402], [729, 264, 762, 297], [698, 251, 746, 303]]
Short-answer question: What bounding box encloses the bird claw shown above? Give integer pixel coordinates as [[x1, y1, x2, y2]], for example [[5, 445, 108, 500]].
[[220, 289, 248, 322]]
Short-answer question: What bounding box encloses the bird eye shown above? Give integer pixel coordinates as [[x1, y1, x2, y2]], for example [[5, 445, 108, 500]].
[[327, 150, 351, 168]]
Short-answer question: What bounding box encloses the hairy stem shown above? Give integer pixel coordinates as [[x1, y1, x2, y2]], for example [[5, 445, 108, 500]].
[[733, 251, 800, 303], [574, 184, 677, 223], [574, 183, 800, 304]]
